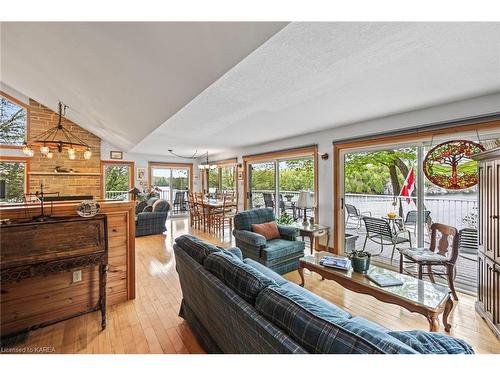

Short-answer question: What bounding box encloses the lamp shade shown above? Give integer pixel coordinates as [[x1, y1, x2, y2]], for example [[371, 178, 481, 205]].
[[128, 187, 141, 195], [296, 190, 314, 209]]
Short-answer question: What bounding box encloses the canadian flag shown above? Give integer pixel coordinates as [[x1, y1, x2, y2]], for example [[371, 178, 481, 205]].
[[400, 167, 415, 204]]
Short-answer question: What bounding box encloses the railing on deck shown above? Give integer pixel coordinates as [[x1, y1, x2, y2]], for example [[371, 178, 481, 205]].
[[105, 190, 128, 200], [344, 193, 477, 229]]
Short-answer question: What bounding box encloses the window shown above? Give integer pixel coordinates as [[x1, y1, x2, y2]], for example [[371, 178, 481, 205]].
[[0, 159, 27, 204], [205, 165, 237, 194], [102, 161, 134, 200], [0, 94, 28, 146]]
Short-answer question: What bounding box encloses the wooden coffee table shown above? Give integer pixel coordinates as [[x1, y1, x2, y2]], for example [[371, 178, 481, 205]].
[[299, 252, 454, 332]]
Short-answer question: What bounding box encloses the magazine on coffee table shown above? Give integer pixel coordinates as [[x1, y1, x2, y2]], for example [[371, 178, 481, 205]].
[[365, 272, 404, 287], [319, 256, 351, 271]]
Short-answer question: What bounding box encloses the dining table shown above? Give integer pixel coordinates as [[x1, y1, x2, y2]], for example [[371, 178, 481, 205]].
[[201, 199, 237, 233]]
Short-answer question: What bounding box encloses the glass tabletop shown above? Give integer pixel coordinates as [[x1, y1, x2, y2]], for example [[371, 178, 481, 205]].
[[291, 223, 329, 231], [301, 252, 450, 310]]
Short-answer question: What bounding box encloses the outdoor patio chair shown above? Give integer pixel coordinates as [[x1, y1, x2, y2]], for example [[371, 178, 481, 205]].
[[173, 190, 187, 214], [345, 203, 372, 229], [404, 210, 432, 234], [262, 192, 286, 214], [458, 228, 478, 262], [398, 223, 459, 301], [362, 216, 412, 263]]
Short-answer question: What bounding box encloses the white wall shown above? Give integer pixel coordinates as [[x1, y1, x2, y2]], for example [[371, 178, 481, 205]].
[[211, 92, 500, 248], [101, 141, 201, 193]]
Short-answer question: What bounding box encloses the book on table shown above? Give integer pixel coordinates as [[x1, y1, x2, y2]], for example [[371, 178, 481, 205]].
[[365, 272, 404, 287], [319, 256, 351, 271]]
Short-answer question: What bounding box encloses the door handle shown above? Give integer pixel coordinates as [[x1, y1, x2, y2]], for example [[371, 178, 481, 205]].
[[341, 198, 344, 210]]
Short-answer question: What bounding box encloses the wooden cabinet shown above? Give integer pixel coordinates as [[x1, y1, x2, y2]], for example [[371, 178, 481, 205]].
[[474, 148, 500, 338], [0, 201, 135, 336]]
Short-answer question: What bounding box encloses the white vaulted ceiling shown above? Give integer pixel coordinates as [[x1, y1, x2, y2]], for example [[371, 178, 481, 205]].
[[2, 22, 500, 156], [0, 22, 287, 150]]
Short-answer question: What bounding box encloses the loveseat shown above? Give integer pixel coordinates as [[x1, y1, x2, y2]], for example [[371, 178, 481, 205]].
[[233, 208, 305, 274], [173, 234, 473, 354]]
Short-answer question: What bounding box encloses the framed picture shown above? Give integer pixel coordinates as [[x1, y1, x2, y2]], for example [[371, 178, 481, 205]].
[[137, 167, 146, 181], [109, 151, 123, 160]]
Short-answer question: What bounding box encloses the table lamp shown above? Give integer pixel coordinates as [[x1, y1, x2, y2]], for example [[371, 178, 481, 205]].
[[297, 190, 314, 225]]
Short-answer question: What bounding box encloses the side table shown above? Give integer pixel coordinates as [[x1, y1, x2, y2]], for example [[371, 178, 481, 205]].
[[292, 223, 330, 254]]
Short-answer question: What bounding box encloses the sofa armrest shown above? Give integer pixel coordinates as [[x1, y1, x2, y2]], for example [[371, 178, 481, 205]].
[[233, 229, 267, 247], [277, 224, 299, 240]]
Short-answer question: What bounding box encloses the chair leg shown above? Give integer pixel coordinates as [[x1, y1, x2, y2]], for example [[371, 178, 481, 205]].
[[390, 244, 396, 263], [447, 264, 459, 301], [399, 253, 404, 273], [427, 265, 436, 283], [417, 264, 423, 279]]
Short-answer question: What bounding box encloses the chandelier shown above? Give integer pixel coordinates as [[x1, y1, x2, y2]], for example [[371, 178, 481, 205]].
[[167, 149, 215, 169], [22, 102, 92, 160]]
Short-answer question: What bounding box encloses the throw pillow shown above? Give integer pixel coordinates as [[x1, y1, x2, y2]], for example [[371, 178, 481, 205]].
[[251, 221, 280, 240]]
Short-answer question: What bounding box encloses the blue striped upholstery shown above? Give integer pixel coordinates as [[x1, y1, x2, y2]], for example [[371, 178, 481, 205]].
[[388, 331, 474, 354], [234, 208, 276, 231], [175, 245, 306, 353], [204, 252, 277, 305], [175, 234, 222, 264], [233, 208, 305, 275], [255, 285, 414, 354], [175, 234, 475, 354]]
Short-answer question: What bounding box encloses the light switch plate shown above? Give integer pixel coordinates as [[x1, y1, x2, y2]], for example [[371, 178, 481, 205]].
[[72, 270, 82, 283]]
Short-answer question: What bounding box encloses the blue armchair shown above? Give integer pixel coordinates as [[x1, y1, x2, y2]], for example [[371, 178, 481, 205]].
[[135, 198, 170, 236], [233, 208, 305, 275]]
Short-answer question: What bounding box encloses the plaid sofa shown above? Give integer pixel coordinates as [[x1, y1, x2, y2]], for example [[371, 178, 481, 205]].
[[135, 198, 170, 236], [233, 208, 305, 275], [173, 234, 474, 354]]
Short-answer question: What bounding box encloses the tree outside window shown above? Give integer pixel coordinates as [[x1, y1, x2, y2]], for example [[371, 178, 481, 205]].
[[1, 96, 28, 146], [0, 161, 26, 203]]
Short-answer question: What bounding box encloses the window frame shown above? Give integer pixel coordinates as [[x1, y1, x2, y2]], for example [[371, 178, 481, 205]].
[[0, 91, 30, 149], [0, 155, 30, 204], [100, 160, 135, 200]]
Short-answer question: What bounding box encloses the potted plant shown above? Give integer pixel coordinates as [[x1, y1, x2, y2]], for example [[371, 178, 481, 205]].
[[348, 249, 371, 273], [276, 212, 294, 225]]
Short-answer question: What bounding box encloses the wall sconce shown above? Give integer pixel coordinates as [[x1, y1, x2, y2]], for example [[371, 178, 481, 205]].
[[319, 153, 329, 160]]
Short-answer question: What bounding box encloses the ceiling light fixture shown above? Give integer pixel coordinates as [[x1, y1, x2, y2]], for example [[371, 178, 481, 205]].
[[22, 102, 92, 160]]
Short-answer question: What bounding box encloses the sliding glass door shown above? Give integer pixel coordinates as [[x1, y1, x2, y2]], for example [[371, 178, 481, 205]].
[[149, 163, 191, 213], [247, 155, 316, 221], [339, 130, 500, 292]]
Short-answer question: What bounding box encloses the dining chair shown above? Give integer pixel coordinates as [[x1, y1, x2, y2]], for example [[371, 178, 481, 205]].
[[188, 192, 203, 230], [398, 223, 459, 301]]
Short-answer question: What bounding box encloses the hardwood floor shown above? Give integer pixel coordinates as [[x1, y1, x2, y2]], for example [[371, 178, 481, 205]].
[[5, 216, 500, 354]]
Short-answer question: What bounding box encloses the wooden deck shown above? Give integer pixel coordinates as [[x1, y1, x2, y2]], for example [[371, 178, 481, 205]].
[[3, 216, 498, 354]]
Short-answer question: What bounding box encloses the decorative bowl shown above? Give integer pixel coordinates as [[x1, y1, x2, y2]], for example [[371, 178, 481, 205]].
[[387, 212, 397, 219], [76, 200, 101, 217]]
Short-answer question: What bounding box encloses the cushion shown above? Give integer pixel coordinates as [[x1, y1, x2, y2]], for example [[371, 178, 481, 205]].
[[388, 331, 474, 354], [255, 285, 416, 354], [243, 258, 289, 286], [152, 199, 169, 212], [399, 248, 448, 263], [175, 234, 222, 264], [204, 252, 277, 305], [225, 247, 243, 261], [147, 197, 159, 206], [252, 221, 281, 240]]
